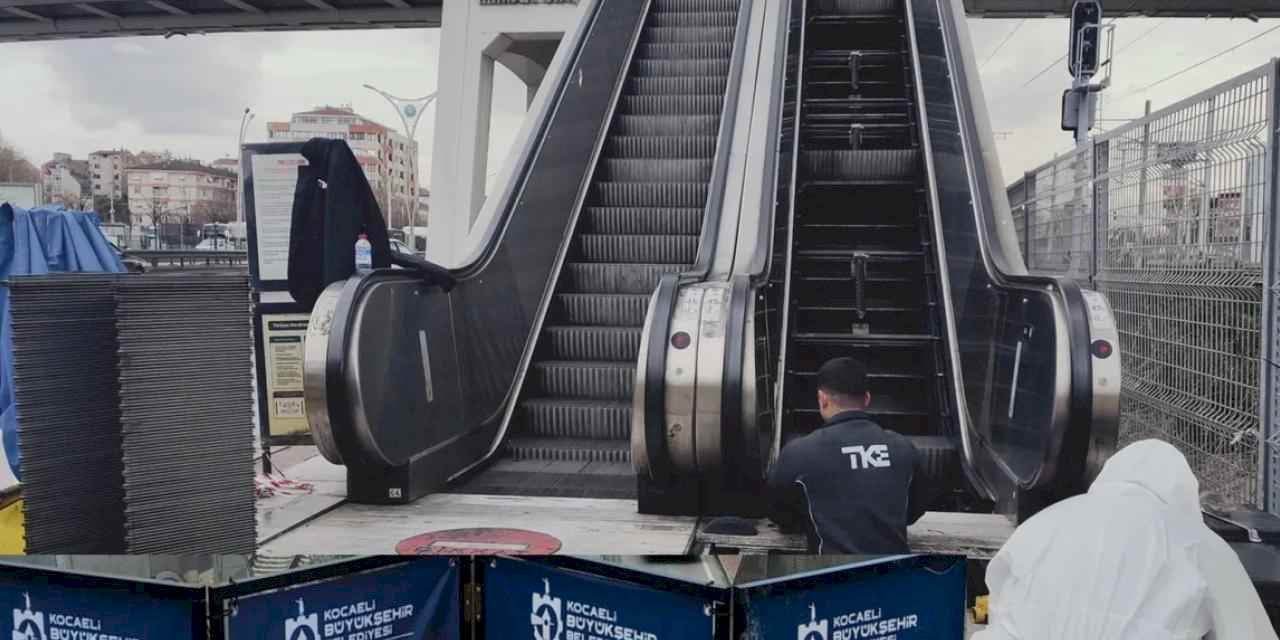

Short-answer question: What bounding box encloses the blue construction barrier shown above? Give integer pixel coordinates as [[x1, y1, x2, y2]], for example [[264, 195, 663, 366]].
[[224, 557, 461, 640], [738, 555, 967, 640], [485, 557, 725, 640], [0, 204, 126, 482]]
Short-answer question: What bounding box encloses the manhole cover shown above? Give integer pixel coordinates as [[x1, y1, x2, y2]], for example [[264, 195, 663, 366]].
[[395, 528, 563, 555]]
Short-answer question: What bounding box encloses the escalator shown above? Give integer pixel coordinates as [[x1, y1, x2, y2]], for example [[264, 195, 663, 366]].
[[303, 0, 751, 504], [450, 0, 743, 499], [632, 0, 1119, 519], [775, 2, 961, 485]]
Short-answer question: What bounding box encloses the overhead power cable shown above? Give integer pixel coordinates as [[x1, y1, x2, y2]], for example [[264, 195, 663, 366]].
[[1117, 23, 1280, 98], [982, 19, 1026, 70]]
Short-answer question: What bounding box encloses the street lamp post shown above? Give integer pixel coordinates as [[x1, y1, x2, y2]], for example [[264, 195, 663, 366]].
[[237, 107, 255, 224], [362, 84, 436, 255]]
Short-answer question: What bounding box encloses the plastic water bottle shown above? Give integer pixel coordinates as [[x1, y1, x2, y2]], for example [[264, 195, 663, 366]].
[[355, 233, 373, 273]]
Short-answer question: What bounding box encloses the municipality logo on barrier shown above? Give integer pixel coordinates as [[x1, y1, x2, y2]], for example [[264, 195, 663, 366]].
[[531, 580, 563, 640], [12, 594, 45, 640], [797, 604, 827, 640], [799, 602, 920, 639], [285, 600, 319, 640]]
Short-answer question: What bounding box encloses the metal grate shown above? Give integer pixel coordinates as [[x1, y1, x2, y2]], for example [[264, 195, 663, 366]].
[[116, 272, 257, 553], [1007, 61, 1278, 510], [6, 274, 126, 553]]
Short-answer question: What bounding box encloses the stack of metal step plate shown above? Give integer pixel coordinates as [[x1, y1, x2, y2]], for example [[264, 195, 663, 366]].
[[116, 272, 256, 553], [7, 274, 126, 552]]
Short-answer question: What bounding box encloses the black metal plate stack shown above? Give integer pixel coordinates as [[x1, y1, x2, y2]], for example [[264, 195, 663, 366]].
[[7, 274, 126, 553], [116, 271, 256, 553]]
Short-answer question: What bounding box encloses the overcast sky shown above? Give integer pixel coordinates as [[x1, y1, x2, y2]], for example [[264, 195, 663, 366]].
[[0, 16, 1276, 189]]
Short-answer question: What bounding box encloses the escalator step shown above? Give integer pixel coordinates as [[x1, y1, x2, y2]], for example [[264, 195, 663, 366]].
[[607, 136, 716, 159], [614, 115, 720, 137], [652, 0, 739, 14], [627, 75, 728, 96], [906, 435, 960, 479], [814, 0, 899, 15], [649, 11, 737, 28], [562, 263, 683, 294], [592, 182, 708, 208], [578, 234, 697, 264], [584, 207, 703, 235], [638, 43, 733, 61], [508, 434, 631, 462], [601, 158, 714, 183], [620, 95, 723, 115], [541, 326, 643, 361], [802, 150, 919, 181], [530, 361, 635, 400], [551, 293, 650, 327], [634, 58, 731, 77], [643, 26, 736, 44], [522, 399, 632, 440]]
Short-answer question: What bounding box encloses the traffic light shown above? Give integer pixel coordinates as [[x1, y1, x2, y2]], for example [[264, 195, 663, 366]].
[[1069, 0, 1102, 77]]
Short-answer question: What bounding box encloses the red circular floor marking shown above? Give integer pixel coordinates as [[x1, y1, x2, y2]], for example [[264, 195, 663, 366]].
[[395, 528, 563, 555]]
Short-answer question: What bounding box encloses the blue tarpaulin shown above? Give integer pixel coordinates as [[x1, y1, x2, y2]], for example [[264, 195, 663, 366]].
[[0, 204, 126, 483]]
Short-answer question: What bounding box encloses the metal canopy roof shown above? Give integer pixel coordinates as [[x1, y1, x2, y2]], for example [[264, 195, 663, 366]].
[[963, 0, 1279, 18], [0, 0, 440, 42], [0, 0, 1272, 43]]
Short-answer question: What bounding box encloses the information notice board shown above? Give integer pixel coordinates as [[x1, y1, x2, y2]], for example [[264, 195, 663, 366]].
[[225, 559, 461, 640], [242, 142, 314, 450]]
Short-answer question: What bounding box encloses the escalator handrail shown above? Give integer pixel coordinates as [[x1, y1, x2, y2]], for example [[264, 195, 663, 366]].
[[685, 0, 756, 284], [908, 0, 1093, 491], [640, 0, 758, 480], [764, 0, 807, 465], [447, 0, 605, 279]]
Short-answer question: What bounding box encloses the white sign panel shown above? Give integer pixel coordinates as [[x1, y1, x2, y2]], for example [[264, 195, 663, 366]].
[[250, 153, 308, 282]]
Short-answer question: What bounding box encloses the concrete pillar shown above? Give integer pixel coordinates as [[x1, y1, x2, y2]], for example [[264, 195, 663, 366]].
[[427, 0, 587, 268]]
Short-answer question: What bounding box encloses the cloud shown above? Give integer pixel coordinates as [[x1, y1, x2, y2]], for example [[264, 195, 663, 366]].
[[39, 34, 271, 137]]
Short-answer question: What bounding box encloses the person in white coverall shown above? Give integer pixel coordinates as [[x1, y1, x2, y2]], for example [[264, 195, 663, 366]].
[[975, 439, 1276, 640]]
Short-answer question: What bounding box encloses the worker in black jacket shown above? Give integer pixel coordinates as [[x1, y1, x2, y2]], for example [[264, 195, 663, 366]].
[[769, 357, 936, 554]]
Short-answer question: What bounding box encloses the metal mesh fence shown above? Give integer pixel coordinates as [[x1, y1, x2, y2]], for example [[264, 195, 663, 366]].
[[1007, 61, 1278, 509]]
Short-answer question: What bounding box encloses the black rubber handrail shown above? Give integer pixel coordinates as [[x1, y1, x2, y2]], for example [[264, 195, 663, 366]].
[[915, 0, 1094, 492]]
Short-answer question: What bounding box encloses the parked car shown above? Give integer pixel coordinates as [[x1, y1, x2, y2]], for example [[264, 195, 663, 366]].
[[108, 241, 149, 274]]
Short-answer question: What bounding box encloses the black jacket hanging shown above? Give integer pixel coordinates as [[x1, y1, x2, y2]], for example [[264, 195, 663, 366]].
[[287, 138, 393, 308]]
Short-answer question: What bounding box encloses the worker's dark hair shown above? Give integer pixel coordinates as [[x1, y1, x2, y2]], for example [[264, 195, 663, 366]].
[[815, 357, 868, 404]]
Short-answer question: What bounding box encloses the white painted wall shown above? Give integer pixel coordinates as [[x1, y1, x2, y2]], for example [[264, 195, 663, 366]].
[[426, 0, 589, 267]]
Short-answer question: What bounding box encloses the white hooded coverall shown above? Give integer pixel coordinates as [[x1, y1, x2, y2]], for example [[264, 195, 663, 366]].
[[975, 439, 1276, 640]]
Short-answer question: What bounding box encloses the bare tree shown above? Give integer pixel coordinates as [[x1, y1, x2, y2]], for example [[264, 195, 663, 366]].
[[0, 131, 39, 183]]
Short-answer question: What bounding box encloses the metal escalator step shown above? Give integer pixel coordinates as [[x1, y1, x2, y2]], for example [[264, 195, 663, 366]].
[[584, 207, 703, 235], [607, 136, 716, 159], [614, 115, 720, 136], [578, 234, 698, 264], [522, 399, 632, 440], [507, 434, 631, 461], [551, 293, 650, 326], [530, 361, 635, 400], [634, 58, 731, 77], [649, 11, 737, 28], [627, 75, 728, 95], [643, 26, 736, 44], [562, 263, 683, 294], [793, 332, 936, 346], [814, 0, 899, 15], [906, 435, 960, 479], [601, 158, 714, 183], [541, 326, 643, 361], [652, 0, 739, 13], [621, 94, 722, 115], [592, 182, 708, 208], [637, 42, 732, 60], [803, 149, 918, 181]]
